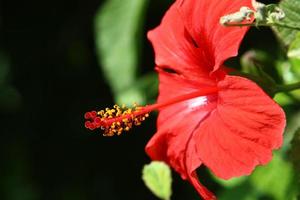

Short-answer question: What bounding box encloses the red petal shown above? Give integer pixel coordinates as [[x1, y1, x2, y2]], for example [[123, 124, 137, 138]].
[[146, 107, 217, 200], [148, 1, 213, 80], [178, 0, 253, 72], [146, 70, 216, 166], [146, 71, 218, 199], [194, 75, 285, 179], [185, 140, 217, 200], [146, 73, 285, 198]]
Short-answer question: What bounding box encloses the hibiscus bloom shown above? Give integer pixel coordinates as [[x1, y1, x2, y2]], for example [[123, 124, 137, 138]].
[[145, 0, 285, 199], [85, 0, 286, 199]]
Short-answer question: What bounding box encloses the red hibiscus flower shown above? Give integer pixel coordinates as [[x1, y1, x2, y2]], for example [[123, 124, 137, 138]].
[[85, 0, 286, 199], [145, 0, 285, 199]]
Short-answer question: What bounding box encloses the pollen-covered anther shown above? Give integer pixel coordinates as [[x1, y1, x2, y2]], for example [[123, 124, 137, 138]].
[[84, 103, 150, 136]]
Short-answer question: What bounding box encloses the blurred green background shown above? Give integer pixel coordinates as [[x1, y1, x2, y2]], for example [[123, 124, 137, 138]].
[[0, 0, 299, 199]]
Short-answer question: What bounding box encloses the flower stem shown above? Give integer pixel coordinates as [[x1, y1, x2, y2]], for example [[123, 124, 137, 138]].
[[224, 22, 300, 31], [269, 22, 300, 31], [276, 82, 300, 93]]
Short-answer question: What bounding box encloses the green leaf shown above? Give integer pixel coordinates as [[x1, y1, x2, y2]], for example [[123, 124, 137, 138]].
[[289, 58, 300, 79], [283, 111, 300, 148], [212, 174, 247, 188], [274, 93, 295, 106], [276, 59, 300, 86], [272, 0, 300, 46], [275, 59, 300, 104], [250, 153, 295, 200], [94, 0, 148, 104], [288, 32, 300, 59], [287, 33, 300, 98], [290, 128, 300, 169], [219, 181, 258, 200], [289, 128, 300, 199], [114, 72, 158, 105], [239, 50, 279, 97], [142, 161, 172, 200]]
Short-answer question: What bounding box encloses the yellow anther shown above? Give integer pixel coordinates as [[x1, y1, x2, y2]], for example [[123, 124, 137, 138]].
[[111, 122, 116, 129], [135, 106, 142, 111], [95, 103, 150, 136], [127, 108, 132, 113], [98, 110, 104, 115]]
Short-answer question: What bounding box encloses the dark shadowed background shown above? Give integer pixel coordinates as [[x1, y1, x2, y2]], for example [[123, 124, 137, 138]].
[[1, 0, 299, 200]]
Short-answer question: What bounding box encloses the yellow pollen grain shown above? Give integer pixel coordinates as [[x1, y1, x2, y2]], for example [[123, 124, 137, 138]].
[[96, 103, 150, 136]]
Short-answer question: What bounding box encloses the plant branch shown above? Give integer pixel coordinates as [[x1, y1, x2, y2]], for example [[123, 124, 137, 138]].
[[276, 82, 300, 93], [224, 22, 300, 31]]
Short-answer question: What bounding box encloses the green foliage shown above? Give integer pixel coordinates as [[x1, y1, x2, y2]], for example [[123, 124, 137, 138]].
[[94, 0, 148, 105], [250, 154, 294, 200], [288, 32, 300, 59], [290, 128, 300, 198], [288, 32, 300, 82], [218, 154, 296, 200], [219, 181, 257, 200], [239, 50, 279, 97], [212, 174, 247, 189], [142, 161, 172, 200], [282, 110, 300, 149], [272, 0, 300, 46], [275, 32, 300, 105], [118, 72, 158, 103]]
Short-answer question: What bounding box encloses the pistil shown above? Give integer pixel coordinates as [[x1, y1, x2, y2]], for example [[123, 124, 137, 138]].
[[84, 86, 218, 136]]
